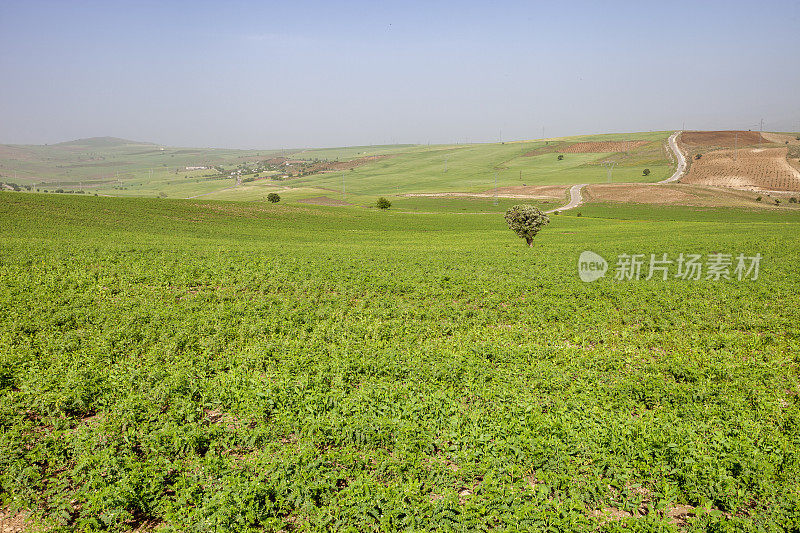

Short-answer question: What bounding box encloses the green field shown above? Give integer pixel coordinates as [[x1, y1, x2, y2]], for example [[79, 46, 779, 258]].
[[0, 132, 673, 205], [1, 192, 798, 531]]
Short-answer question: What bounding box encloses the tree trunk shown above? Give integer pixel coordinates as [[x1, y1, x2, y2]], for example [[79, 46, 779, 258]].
[[526, 237, 533, 247]]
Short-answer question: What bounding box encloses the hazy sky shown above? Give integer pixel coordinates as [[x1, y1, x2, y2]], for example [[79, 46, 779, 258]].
[[2, 0, 799, 149]]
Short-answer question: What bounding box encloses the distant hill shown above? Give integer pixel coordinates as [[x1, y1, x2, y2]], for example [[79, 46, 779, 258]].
[[53, 136, 156, 148]]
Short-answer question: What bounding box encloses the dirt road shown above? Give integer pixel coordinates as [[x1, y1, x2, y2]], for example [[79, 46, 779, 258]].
[[545, 183, 587, 213], [659, 131, 686, 183]]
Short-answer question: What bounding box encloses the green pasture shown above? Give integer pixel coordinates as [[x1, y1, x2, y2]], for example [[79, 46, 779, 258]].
[[1, 192, 798, 531]]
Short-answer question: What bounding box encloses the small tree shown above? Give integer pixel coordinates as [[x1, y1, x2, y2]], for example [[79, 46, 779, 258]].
[[504, 204, 550, 246], [267, 193, 281, 203], [557, 154, 564, 160], [377, 197, 391, 209], [695, 153, 702, 160], [643, 168, 651, 176]]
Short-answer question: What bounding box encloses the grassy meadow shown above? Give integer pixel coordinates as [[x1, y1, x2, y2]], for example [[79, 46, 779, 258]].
[[0, 132, 673, 205], [1, 192, 798, 531]]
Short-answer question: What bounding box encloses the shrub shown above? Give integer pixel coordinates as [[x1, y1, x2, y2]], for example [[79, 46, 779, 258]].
[[557, 155, 564, 161], [267, 193, 281, 203], [756, 196, 762, 202], [695, 154, 702, 160], [504, 204, 550, 246], [576, 212, 582, 217], [643, 168, 651, 176], [376, 197, 391, 209]]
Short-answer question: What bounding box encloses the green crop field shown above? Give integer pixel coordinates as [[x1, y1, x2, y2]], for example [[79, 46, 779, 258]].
[[0, 132, 673, 205], [1, 192, 798, 531]]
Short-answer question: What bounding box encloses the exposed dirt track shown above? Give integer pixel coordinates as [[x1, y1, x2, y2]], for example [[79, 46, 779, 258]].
[[559, 141, 650, 153]]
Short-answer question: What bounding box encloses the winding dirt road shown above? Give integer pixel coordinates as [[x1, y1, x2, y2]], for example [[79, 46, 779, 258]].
[[545, 131, 685, 213], [659, 131, 686, 183], [545, 183, 587, 213]]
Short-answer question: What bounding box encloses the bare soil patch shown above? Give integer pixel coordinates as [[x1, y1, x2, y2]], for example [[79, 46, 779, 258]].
[[403, 185, 566, 200], [681, 130, 770, 147], [0, 507, 30, 533], [297, 196, 352, 206], [585, 183, 774, 207], [761, 132, 800, 146], [683, 147, 800, 191], [559, 141, 650, 153]]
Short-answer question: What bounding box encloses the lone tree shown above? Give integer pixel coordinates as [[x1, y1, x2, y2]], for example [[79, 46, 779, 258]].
[[557, 154, 564, 160], [504, 204, 550, 246], [377, 197, 391, 209], [267, 193, 281, 203], [643, 168, 651, 176]]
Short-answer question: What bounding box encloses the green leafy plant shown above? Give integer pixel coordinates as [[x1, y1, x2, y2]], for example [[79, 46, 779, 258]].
[[376, 197, 391, 209], [504, 204, 550, 246], [267, 193, 281, 203]]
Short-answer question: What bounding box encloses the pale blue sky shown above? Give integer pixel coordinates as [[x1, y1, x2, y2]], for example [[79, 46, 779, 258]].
[[1, 0, 799, 148]]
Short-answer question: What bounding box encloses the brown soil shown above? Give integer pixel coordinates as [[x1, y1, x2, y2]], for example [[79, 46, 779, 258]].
[[559, 141, 650, 153], [0, 507, 29, 533], [297, 196, 352, 206], [403, 185, 567, 200], [681, 130, 770, 147], [585, 183, 781, 207], [666, 504, 696, 526], [682, 147, 800, 191], [761, 132, 800, 146]]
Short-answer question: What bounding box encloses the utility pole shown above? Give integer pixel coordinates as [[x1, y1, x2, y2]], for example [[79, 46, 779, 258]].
[[499, 129, 502, 144], [342, 171, 345, 200], [493, 171, 498, 206], [735, 131, 738, 162], [602, 161, 616, 183], [444, 156, 448, 173]]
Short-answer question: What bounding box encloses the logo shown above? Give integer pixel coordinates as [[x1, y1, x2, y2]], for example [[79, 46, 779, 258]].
[[578, 250, 608, 282]]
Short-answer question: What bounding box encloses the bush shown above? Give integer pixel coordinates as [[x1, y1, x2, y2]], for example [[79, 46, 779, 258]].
[[643, 168, 651, 176], [376, 197, 391, 209], [756, 196, 762, 202], [576, 212, 582, 217], [557, 155, 564, 161], [695, 154, 702, 160], [789, 197, 797, 203], [267, 193, 281, 203], [504, 204, 550, 246]]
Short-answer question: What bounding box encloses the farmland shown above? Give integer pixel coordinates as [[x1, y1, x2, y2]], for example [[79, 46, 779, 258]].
[[682, 147, 800, 191], [0, 132, 674, 205], [679, 131, 800, 194], [1, 192, 799, 531]]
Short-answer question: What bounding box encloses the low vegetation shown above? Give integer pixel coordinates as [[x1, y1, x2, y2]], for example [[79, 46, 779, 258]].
[[2, 193, 798, 531]]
